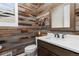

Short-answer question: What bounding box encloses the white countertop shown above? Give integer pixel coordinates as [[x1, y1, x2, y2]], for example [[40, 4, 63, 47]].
[[36, 33, 79, 53]]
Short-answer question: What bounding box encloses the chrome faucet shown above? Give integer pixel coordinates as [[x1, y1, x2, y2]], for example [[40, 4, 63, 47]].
[[54, 34, 60, 38], [62, 34, 66, 39]]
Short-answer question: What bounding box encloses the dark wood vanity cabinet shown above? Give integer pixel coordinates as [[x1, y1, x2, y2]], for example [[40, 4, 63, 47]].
[[38, 45, 57, 56], [38, 40, 79, 56], [38, 40, 58, 56]]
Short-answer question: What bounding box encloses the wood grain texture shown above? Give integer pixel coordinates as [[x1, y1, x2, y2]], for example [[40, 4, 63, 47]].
[[75, 4, 79, 31], [0, 29, 21, 37], [38, 40, 79, 56], [18, 3, 61, 28]]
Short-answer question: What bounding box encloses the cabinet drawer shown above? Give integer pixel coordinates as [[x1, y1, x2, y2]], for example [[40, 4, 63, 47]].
[[38, 40, 79, 56], [38, 46, 53, 56]]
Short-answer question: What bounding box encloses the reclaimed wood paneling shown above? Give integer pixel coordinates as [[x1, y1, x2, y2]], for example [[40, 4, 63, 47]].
[[0, 29, 21, 37], [76, 4, 79, 31]]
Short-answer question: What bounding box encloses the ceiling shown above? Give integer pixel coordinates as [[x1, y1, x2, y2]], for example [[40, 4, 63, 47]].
[[18, 3, 62, 17]]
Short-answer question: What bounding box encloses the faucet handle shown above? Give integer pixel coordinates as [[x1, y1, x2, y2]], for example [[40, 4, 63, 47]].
[[62, 34, 66, 38], [57, 34, 60, 38]]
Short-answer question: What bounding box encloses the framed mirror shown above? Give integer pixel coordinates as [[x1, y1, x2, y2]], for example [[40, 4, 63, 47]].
[[50, 4, 75, 31]]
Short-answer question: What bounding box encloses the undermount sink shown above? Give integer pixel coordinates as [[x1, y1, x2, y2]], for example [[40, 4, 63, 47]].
[[37, 34, 79, 54], [44, 35, 61, 40], [38, 33, 79, 43]]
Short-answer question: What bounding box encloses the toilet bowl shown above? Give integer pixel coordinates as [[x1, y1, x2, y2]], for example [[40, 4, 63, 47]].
[[25, 44, 37, 56]]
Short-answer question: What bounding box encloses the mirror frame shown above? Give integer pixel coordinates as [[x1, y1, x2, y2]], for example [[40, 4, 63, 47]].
[[50, 4, 76, 31]]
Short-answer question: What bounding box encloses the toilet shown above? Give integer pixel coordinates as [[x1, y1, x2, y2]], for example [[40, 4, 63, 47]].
[[24, 44, 37, 56]]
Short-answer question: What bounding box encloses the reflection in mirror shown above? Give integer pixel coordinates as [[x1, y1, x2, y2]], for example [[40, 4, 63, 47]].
[[51, 4, 64, 28], [51, 4, 70, 28]]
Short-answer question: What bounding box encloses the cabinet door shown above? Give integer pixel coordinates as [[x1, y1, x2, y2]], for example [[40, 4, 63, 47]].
[[38, 46, 52, 56], [38, 40, 57, 56]]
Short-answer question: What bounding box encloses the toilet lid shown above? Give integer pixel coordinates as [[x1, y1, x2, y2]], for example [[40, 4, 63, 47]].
[[25, 44, 37, 50]]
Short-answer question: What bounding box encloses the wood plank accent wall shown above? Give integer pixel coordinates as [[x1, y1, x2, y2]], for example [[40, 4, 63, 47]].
[[75, 4, 79, 31], [0, 29, 21, 37]]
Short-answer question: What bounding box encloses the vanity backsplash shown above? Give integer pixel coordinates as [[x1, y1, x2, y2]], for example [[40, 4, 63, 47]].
[[47, 31, 79, 39]]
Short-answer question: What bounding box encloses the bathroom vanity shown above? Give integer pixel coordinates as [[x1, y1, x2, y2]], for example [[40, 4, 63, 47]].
[[38, 40, 79, 56], [36, 34, 79, 56]]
